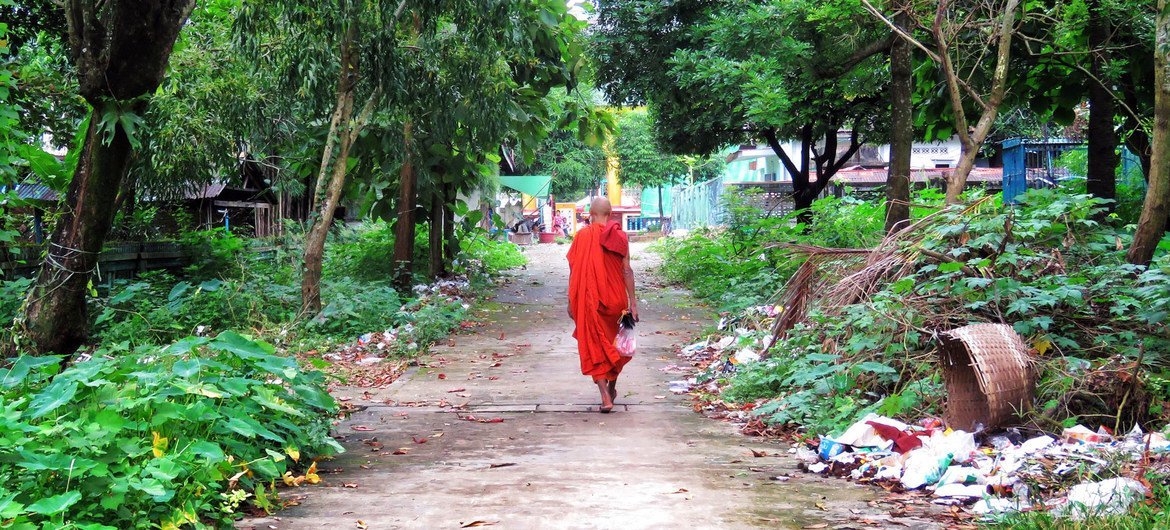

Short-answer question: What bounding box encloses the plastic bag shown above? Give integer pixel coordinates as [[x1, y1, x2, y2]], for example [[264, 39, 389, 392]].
[[616, 312, 636, 357]]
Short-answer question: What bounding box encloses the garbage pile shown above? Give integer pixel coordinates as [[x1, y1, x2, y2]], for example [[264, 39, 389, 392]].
[[299, 277, 475, 388], [797, 413, 1170, 520], [667, 305, 778, 416]]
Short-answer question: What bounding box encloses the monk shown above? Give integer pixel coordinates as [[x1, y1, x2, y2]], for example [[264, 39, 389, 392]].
[[567, 197, 638, 413]]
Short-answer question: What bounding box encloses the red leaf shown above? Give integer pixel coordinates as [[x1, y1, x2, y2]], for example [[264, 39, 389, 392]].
[[412, 436, 427, 444], [438, 373, 447, 380]]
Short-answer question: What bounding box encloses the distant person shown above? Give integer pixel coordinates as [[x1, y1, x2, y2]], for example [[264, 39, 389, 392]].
[[566, 197, 638, 413], [554, 212, 569, 237]]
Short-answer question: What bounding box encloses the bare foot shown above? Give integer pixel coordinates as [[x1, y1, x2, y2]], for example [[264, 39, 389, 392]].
[[597, 380, 614, 413]]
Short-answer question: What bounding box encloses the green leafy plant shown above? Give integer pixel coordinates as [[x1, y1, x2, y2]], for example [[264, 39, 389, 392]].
[[0, 331, 341, 529]]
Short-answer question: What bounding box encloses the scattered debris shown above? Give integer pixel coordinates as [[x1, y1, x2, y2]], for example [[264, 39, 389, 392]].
[[796, 413, 1170, 521]]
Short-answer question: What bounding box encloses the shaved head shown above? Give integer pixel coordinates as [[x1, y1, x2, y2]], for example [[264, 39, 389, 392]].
[[590, 197, 613, 217]]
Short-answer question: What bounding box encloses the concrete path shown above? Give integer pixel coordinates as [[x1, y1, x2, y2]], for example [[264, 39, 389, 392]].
[[241, 242, 907, 530]]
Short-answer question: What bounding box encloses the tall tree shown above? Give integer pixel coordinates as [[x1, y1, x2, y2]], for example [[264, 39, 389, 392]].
[[866, 0, 1023, 204], [613, 109, 687, 221], [886, 5, 913, 233], [21, 0, 195, 356], [241, 0, 426, 311], [1084, 0, 1119, 208], [595, 0, 889, 219], [1128, 0, 1170, 266]]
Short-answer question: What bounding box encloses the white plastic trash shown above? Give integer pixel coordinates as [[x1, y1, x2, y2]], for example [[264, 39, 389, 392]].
[[937, 465, 986, 486], [1016, 435, 1055, 454], [733, 348, 760, 364], [900, 449, 952, 489], [834, 413, 902, 450], [1057, 478, 1149, 520], [927, 430, 977, 464], [933, 483, 987, 499], [972, 496, 1031, 516]]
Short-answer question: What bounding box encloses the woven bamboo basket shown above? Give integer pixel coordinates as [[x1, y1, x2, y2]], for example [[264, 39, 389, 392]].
[[937, 323, 1034, 431]]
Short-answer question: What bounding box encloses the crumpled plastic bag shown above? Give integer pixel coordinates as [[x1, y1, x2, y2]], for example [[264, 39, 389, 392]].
[[900, 448, 953, 489], [834, 413, 902, 450], [616, 326, 636, 357], [924, 430, 977, 464], [1056, 478, 1149, 520]]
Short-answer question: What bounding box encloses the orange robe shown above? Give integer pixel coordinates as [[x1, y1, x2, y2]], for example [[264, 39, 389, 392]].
[[567, 221, 631, 382]]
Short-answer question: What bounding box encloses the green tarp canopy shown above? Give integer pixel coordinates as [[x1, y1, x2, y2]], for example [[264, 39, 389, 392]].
[[499, 175, 551, 197]]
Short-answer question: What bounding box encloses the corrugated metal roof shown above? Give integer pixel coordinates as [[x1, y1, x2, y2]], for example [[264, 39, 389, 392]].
[[1, 182, 59, 202], [182, 183, 228, 200]]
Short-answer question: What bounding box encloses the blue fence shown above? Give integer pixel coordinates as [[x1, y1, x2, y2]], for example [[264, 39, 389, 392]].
[[1001, 138, 1086, 204]]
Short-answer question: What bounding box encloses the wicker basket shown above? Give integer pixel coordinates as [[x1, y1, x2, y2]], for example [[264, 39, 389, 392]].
[[937, 323, 1035, 431]]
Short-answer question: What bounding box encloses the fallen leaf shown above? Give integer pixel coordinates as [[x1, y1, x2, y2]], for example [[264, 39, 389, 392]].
[[412, 436, 427, 444], [356, 520, 367, 529], [750, 449, 768, 457], [343, 483, 358, 488], [670, 488, 689, 494], [815, 502, 826, 511], [392, 448, 409, 455], [803, 525, 828, 529], [447, 387, 467, 393], [438, 373, 447, 380], [352, 425, 375, 432], [489, 462, 517, 468], [432, 432, 445, 438], [461, 521, 497, 528]]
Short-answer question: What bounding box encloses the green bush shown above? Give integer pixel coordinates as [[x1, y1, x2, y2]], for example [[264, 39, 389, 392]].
[[180, 228, 248, 280], [654, 188, 886, 312], [325, 221, 398, 282], [0, 332, 340, 529], [714, 189, 1170, 436], [94, 270, 299, 347], [457, 231, 527, 276]]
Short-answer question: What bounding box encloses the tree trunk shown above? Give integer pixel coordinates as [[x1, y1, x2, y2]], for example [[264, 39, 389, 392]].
[[937, 0, 1020, 204], [392, 121, 417, 288], [443, 183, 457, 265], [1128, 1, 1170, 266], [885, 8, 912, 233], [1086, 0, 1117, 211], [946, 142, 983, 202], [794, 190, 815, 226], [301, 27, 359, 315], [23, 109, 136, 355], [658, 185, 665, 226], [22, 0, 195, 356], [428, 185, 444, 279]]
